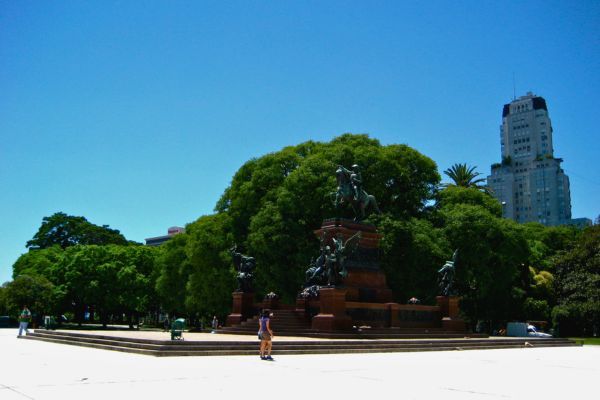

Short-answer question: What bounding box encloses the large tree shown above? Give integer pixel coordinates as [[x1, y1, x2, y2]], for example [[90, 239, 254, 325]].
[[184, 213, 236, 321], [2, 274, 56, 319], [216, 134, 441, 301], [439, 200, 530, 329], [436, 186, 501, 217], [12, 245, 64, 280], [155, 214, 236, 324], [155, 233, 191, 316], [26, 212, 129, 249], [376, 215, 447, 304], [552, 225, 600, 336], [55, 244, 158, 326]]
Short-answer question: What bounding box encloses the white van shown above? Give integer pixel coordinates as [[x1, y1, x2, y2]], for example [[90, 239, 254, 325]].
[[506, 322, 552, 338]]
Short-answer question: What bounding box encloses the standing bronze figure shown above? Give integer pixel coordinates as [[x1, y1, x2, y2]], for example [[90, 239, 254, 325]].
[[230, 245, 256, 292], [304, 231, 362, 289], [438, 249, 458, 296]]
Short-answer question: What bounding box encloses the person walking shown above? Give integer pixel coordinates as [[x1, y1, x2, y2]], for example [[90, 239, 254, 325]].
[[18, 305, 32, 336], [211, 315, 218, 333], [258, 309, 274, 360]]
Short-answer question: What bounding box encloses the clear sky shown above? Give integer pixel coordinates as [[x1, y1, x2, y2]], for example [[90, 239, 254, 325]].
[[1, 1, 599, 284]]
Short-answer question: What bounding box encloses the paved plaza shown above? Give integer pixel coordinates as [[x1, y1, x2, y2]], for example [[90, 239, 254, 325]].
[[1, 329, 598, 400]]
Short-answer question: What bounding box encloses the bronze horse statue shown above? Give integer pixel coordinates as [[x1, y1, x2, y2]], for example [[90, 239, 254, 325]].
[[332, 165, 380, 221]]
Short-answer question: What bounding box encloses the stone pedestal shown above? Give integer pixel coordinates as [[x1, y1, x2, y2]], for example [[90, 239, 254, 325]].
[[436, 295, 466, 331], [343, 270, 393, 302], [314, 219, 392, 303], [311, 287, 352, 331], [262, 297, 279, 310], [436, 295, 460, 318], [226, 291, 255, 326], [382, 303, 442, 329], [387, 303, 400, 327], [441, 317, 466, 331], [295, 297, 307, 312]]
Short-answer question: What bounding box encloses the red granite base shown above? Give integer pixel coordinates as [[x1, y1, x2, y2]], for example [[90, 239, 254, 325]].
[[226, 314, 244, 326], [312, 314, 352, 331], [311, 287, 352, 332], [436, 295, 461, 319], [442, 317, 466, 331], [344, 270, 393, 302], [436, 296, 465, 331], [226, 291, 255, 326]]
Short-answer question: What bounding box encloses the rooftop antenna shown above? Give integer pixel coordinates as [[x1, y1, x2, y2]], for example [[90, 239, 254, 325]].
[[512, 72, 516, 100]]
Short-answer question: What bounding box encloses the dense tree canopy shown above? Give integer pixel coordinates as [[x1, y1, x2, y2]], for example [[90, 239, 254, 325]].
[[183, 213, 235, 320], [12, 245, 64, 280], [6, 134, 597, 336], [216, 134, 440, 301], [440, 202, 529, 325], [2, 274, 56, 318], [436, 186, 501, 217], [552, 226, 600, 336], [56, 244, 159, 326], [155, 233, 190, 315], [26, 212, 129, 249], [376, 215, 446, 304]]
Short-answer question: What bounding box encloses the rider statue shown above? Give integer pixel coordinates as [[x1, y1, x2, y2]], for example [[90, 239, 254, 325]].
[[339, 164, 363, 201], [334, 164, 380, 221]]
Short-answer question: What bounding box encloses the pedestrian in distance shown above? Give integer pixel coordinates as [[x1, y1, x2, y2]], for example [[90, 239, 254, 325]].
[[18, 305, 32, 336], [258, 309, 274, 360], [211, 315, 218, 333]]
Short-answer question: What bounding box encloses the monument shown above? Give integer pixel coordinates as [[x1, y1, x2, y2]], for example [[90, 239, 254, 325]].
[[305, 218, 394, 331], [226, 163, 466, 334], [226, 245, 256, 326], [436, 249, 466, 331]]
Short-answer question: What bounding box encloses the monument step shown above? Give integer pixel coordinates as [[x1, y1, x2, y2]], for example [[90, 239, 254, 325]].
[[240, 320, 310, 326], [218, 330, 488, 339], [217, 325, 486, 339], [20, 331, 580, 357], [27, 329, 577, 348]]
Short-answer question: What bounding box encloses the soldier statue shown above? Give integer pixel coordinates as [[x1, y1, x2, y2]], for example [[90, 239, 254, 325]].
[[438, 249, 458, 296], [230, 245, 256, 292]]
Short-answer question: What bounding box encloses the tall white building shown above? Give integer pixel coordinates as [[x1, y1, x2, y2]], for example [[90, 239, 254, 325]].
[[487, 92, 572, 226]]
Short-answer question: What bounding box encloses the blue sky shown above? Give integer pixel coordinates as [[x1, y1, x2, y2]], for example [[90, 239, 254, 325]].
[[1, 1, 599, 283]]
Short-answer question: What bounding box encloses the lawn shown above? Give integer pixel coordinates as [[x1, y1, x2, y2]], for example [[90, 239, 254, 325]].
[[569, 337, 600, 345]]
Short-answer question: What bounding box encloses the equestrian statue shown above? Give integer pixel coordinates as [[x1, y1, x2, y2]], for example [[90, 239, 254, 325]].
[[333, 164, 380, 221]]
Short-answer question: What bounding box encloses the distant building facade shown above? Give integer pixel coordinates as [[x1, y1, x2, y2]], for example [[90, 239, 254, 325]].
[[567, 218, 593, 229], [145, 226, 185, 246], [487, 92, 572, 226]]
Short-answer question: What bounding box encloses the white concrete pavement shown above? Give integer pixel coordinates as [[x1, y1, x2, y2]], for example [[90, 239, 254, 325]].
[[1, 329, 598, 400]]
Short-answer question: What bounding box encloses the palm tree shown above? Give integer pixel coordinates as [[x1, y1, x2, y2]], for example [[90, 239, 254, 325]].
[[443, 163, 492, 193]]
